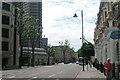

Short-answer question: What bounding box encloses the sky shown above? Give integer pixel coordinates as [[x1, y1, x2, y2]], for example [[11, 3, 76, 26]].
[[42, 0, 100, 51]]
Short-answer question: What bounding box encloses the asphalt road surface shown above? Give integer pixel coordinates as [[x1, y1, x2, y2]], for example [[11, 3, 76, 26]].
[[2, 63, 82, 80]]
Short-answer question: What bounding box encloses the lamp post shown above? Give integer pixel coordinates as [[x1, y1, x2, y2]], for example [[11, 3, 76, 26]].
[[80, 37, 90, 43], [73, 10, 84, 71]]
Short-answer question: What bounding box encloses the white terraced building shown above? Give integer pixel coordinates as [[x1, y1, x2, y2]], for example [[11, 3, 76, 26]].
[[94, 1, 120, 78]]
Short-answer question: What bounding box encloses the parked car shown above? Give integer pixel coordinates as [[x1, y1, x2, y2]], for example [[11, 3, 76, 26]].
[[76, 61, 79, 64]]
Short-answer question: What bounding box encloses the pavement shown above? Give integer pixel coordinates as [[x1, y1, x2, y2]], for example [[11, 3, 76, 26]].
[[76, 65, 106, 79]]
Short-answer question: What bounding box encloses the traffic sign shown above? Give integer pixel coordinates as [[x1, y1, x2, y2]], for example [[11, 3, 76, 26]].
[[110, 31, 120, 39]]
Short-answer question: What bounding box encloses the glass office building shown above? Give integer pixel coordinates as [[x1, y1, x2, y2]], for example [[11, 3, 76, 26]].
[[14, 1, 42, 48]]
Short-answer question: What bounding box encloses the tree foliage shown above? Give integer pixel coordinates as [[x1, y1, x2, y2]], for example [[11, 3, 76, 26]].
[[59, 40, 77, 63], [25, 16, 42, 47], [25, 16, 42, 67], [63, 40, 70, 53], [77, 42, 94, 57], [11, 7, 42, 67], [11, 8, 27, 68], [11, 8, 27, 46]]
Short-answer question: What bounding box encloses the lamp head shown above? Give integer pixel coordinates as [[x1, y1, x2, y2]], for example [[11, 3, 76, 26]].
[[73, 13, 78, 17]]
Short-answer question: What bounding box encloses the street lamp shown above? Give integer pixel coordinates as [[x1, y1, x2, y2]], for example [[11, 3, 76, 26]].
[[80, 37, 90, 43], [73, 10, 85, 71]]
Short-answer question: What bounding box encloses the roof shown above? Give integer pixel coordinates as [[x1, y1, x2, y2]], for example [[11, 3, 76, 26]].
[[23, 47, 47, 55], [23, 47, 46, 51]]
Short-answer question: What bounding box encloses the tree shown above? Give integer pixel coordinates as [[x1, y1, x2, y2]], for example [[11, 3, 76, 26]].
[[11, 8, 42, 68], [77, 42, 94, 60], [11, 8, 27, 68], [67, 47, 75, 62], [77, 48, 82, 57], [45, 45, 51, 65], [59, 40, 70, 63], [25, 16, 42, 67], [50, 46, 56, 64]]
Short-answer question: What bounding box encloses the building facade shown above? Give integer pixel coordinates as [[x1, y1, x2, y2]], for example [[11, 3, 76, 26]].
[[94, 1, 120, 78], [41, 38, 48, 49], [14, 1, 42, 48], [22, 47, 48, 66], [0, 1, 2, 70], [1, 2, 19, 69]]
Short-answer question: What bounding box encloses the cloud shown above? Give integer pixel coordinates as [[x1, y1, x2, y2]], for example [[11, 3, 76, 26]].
[[42, 0, 100, 51]]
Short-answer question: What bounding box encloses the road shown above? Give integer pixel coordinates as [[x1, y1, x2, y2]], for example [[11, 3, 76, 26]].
[[2, 63, 82, 80]]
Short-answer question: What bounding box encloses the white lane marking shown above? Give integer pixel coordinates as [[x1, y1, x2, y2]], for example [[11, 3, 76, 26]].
[[57, 71, 63, 74], [48, 74, 56, 78], [48, 71, 63, 78], [8, 76, 15, 78], [32, 77, 37, 78], [41, 70, 49, 73]]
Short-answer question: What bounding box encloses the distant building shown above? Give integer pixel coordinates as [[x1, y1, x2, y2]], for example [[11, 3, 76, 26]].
[[22, 47, 48, 65], [1, 2, 19, 69], [41, 38, 48, 49]]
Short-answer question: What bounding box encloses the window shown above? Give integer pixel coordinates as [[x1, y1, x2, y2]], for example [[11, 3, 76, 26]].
[[105, 11, 107, 18], [113, 20, 115, 27], [2, 15, 10, 25], [2, 28, 9, 38], [106, 21, 109, 28], [2, 42, 9, 51], [2, 2, 10, 11]]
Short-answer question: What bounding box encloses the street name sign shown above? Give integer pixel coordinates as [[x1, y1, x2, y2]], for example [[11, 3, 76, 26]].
[[110, 31, 120, 39]]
